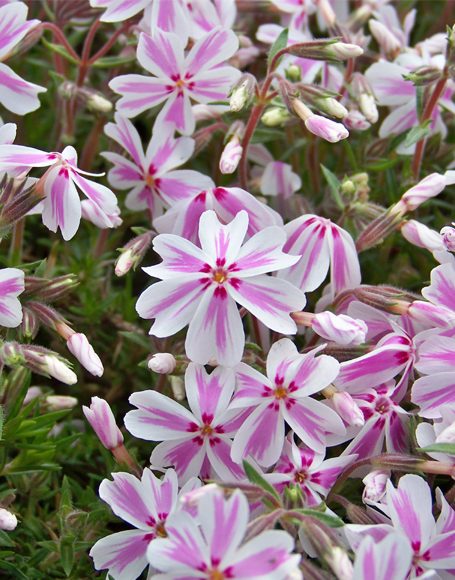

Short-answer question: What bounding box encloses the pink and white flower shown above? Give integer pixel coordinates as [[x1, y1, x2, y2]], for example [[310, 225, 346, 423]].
[[0, 144, 119, 240], [352, 535, 413, 580], [90, 467, 198, 579], [82, 396, 124, 450], [0, 267, 24, 327], [0, 2, 46, 115], [147, 486, 302, 579], [153, 185, 282, 244], [136, 210, 305, 366], [274, 434, 356, 506], [278, 214, 361, 298], [260, 161, 302, 200], [103, 114, 212, 218], [231, 338, 344, 466], [110, 27, 240, 135], [124, 363, 248, 483], [416, 406, 455, 464]]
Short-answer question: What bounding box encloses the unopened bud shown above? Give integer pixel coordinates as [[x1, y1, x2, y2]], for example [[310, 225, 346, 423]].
[[76, 86, 113, 114], [115, 230, 154, 276], [67, 333, 104, 377], [344, 109, 370, 131], [329, 43, 363, 60], [284, 39, 363, 62], [356, 207, 405, 252], [219, 137, 243, 174], [229, 74, 256, 113], [24, 274, 79, 302], [19, 308, 39, 340], [440, 223, 455, 251], [362, 470, 389, 504], [312, 311, 367, 346], [393, 173, 447, 214], [83, 396, 124, 450], [45, 395, 78, 411], [148, 353, 176, 374], [0, 508, 17, 531], [293, 99, 349, 142], [359, 93, 378, 124], [43, 355, 77, 385], [332, 391, 365, 427], [403, 66, 442, 86], [23, 386, 43, 405], [369, 19, 401, 56], [261, 107, 290, 127], [285, 64, 302, 83], [315, 97, 348, 119], [170, 375, 185, 401]]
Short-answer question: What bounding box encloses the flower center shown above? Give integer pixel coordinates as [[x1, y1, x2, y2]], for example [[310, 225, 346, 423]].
[[274, 386, 288, 400], [145, 173, 155, 187], [374, 396, 391, 414], [200, 423, 214, 437], [208, 569, 225, 580], [155, 521, 167, 538], [294, 471, 307, 484], [212, 268, 228, 284]]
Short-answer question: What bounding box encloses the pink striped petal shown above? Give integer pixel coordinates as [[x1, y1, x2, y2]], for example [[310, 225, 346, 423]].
[[231, 402, 285, 467], [146, 126, 193, 174], [411, 372, 455, 418], [71, 172, 118, 214], [94, 0, 149, 22], [0, 143, 54, 169], [233, 362, 272, 407], [228, 274, 306, 334], [260, 161, 301, 199], [90, 530, 151, 579], [365, 62, 415, 106], [185, 284, 245, 366], [125, 390, 196, 440], [283, 398, 345, 454], [416, 336, 455, 374], [185, 27, 239, 77], [288, 349, 340, 397], [379, 100, 417, 140], [198, 209, 248, 266], [310, 454, 356, 497], [0, 267, 24, 299], [0, 63, 45, 115], [189, 66, 241, 103], [145, 234, 207, 278], [0, 2, 39, 59], [156, 90, 195, 135], [153, 193, 209, 243], [422, 262, 455, 312], [151, 0, 189, 40], [425, 532, 455, 569], [103, 152, 143, 189], [109, 74, 171, 118], [151, 438, 206, 484], [343, 416, 386, 458], [185, 363, 235, 421], [137, 30, 184, 80], [136, 276, 207, 337], [158, 170, 213, 205], [385, 412, 409, 454], [206, 436, 245, 481], [142, 468, 178, 521], [266, 338, 301, 386], [353, 535, 413, 580], [386, 474, 435, 549], [104, 114, 145, 167], [436, 489, 455, 535], [328, 223, 361, 296], [42, 165, 81, 241]]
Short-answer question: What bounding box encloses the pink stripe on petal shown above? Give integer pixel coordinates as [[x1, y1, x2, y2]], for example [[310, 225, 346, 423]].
[[411, 373, 455, 418], [151, 438, 206, 483], [90, 530, 151, 579], [185, 27, 239, 77]]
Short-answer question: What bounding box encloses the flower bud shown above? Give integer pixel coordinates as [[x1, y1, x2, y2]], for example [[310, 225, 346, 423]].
[[23, 386, 43, 405], [0, 508, 17, 531], [19, 308, 39, 340], [45, 395, 78, 411], [82, 396, 124, 450], [403, 66, 442, 87], [359, 93, 378, 124], [394, 173, 447, 214], [440, 223, 455, 251], [329, 43, 363, 60], [356, 207, 406, 252], [326, 547, 353, 580], [24, 274, 79, 302], [292, 100, 349, 142], [312, 311, 367, 346], [408, 300, 455, 328], [332, 391, 365, 428], [170, 375, 185, 401], [362, 470, 389, 504], [315, 97, 348, 119], [229, 74, 256, 113], [43, 355, 77, 385], [67, 333, 104, 377], [148, 353, 176, 374], [285, 64, 302, 83], [115, 230, 154, 276], [261, 107, 290, 127], [369, 19, 401, 55], [219, 137, 243, 174], [343, 109, 370, 132]]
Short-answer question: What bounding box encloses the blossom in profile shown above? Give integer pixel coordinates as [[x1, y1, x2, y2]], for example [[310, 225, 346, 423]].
[[90, 468, 198, 580], [82, 397, 123, 450], [148, 486, 302, 579], [0, 144, 119, 240], [124, 363, 247, 483], [103, 114, 212, 218], [136, 210, 305, 366], [0, 2, 46, 114], [231, 338, 344, 466], [0, 267, 24, 327], [110, 27, 240, 135], [278, 214, 361, 298]]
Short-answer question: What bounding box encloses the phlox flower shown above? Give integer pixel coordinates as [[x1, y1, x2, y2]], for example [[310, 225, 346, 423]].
[[352, 535, 413, 580], [421, 261, 455, 314], [277, 214, 361, 298], [0, 2, 46, 115], [136, 210, 306, 366], [153, 185, 282, 244], [110, 26, 240, 135], [274, 434, 356, 506], [346, 474, 455, 577], [124, 363, 248, 483], [0, 267, 24, 327], [148, 486, 302, 579], [0, 144, 119, 240], [102, 114, 212, 217], [90, 468, 198, 579], [230, 338, 345, 467]]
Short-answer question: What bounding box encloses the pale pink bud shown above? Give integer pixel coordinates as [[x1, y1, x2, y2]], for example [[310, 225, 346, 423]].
[[67, 333, 104, 377], [436, 421, 455, 444], [82, 396, 124, 450], [45, 395, 78, 410], [192, 104, 228, 122], [369, 20, 401, 54], [23, 386, 43, 405], [170, 376, 185, 401], [219, 137, 243, 174], [401, 219, 444, 252], [343, 109, 371, 132], [326, 547, 353, 580], [44, 355, 77, 385], [148, 353, 176, 374], [359, 93, 378, 124], [0, 508, 17, 531], [395, 173, 447, 213], [312, 311, 367, 346], [362, 470, 389, 504], [440, 223, 455, 251], [115, 249, 134, 276], [330, 43, 364, 60], [332, 392, 365, 427], [294, 101, 350, 143]]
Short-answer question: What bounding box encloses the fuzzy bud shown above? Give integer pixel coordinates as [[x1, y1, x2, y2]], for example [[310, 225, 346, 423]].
[[362, 470, 390, 504], [0, 508, 17, 531], [332, 391, 365, 428], [440, 223, 455, 251], [356, 207, 406, 252], [82, 396, 124, 450], [45, 395, 78, 411], [292, 100, 349, 142], [148, 353, 176, 374], [229, 74, 256, 113], [261, 107, 290, 127], [403, 66, 443, 86], [312, 311, 367, 346], [115, 230, 154, 277], [394, 173, 447, 214], [42, 355, 77, 385], [219, 137, 243, 174], [67, 333, 104, 377], [170, 376, 185, 401]]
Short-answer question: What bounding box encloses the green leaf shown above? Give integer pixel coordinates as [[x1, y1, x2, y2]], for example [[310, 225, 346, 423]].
[[292, 507, 345, 528], [320, 164, 344, 210], [418, 443, 455, 455], [242, 460, 281, 502], [92, 54, 136, 68], [268, 28, 288, 68], [60, 536, 75, 577], [41, 37, 79, 65], [402, 120, 432, 148]]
